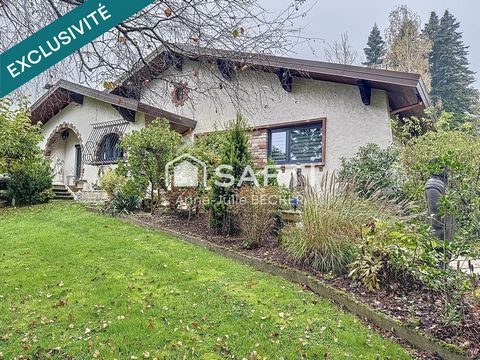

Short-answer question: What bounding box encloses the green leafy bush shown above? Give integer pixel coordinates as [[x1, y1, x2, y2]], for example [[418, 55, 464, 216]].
[[101, 176, 147, 214], [0, 175, 9, 202], [99, 169, 126, 199], [180, 131, 227, 179], [348, 220, 432, 291], [347, 217, 474, 318], [394, 112, 480, 322], [121, 177, 148, 199], [275, 185, 294, 211], [0, 99, 50, 206], [233, 186, 279, 249], [391, 115, 433, 145], [339, 144, 398, 197], [256, 158, 279, 187], [0, 99, 43, 173], [121, 118, 182, 214], [400, 126, 480, 242], [109, 189, 142, 214], [5, 158, 53, 206], [174, 132, 227, 217]]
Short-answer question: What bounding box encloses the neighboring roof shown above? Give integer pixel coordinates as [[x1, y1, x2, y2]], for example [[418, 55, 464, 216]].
[[121, 44, 431, 119], [30, 80, 197, 133]]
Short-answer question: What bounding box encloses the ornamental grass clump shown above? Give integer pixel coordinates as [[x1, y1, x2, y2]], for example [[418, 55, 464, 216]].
[[280, 173, 415, 273], [233, 186, 279, 249]]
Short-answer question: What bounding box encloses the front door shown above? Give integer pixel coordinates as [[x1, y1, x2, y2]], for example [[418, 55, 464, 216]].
[[75, 145, 82, 180]]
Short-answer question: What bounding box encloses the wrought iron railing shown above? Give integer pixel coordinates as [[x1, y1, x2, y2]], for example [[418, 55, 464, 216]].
[[83, 119, 129, 165]]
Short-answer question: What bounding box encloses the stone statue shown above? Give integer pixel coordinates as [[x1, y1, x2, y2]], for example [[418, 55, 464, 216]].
[[425, 160, 454, 241], [52, 156, 64, 184], [289, 167, 307, 193]]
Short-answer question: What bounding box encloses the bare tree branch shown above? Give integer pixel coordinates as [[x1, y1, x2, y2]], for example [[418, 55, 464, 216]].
[[0, 0, 317, 106], [324, 32, 358, 65]]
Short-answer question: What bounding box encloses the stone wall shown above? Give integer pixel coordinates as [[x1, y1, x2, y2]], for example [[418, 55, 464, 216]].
[[249, 129, 268, 167]]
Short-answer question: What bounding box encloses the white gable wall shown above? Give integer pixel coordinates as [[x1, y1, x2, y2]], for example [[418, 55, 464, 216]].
[[39, 97, 146, 188]]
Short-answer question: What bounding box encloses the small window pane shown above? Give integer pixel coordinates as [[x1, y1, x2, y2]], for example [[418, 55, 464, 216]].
[[290, 126, 322, 162], [270, 131, 287, 161], [98, 133, 123, 162]]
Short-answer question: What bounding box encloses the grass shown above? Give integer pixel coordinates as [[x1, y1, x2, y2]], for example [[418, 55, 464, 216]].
[[0, 203, 412, 359]]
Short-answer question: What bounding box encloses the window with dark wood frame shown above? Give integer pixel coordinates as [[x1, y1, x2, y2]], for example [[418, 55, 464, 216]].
[[267, 121, 325, 164]]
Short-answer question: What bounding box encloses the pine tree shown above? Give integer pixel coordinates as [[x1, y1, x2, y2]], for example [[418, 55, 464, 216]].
[[210, 114, 252, 235], [429, 10, 478, 115], [363, 24, 386, 67], [424, 11, 440, 40], [424, 12, 440, 96]]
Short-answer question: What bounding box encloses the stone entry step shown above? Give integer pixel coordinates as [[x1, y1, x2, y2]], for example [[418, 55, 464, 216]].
[[52, 184, 74, 200]]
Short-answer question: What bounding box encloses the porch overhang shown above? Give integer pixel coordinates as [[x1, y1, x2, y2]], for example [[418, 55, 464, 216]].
[[30, 80, 197, 133]]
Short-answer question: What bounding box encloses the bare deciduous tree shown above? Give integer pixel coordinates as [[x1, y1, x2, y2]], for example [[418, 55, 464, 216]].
[[0, 0, 315, 102], [324, 32, 357, 65]]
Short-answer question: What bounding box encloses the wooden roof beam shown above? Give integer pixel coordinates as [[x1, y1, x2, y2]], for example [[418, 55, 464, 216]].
[[65, 90, 84, 105], [390, 101, 423, 116], [276, 68, 293, 92], [357, 80, 371, 106]]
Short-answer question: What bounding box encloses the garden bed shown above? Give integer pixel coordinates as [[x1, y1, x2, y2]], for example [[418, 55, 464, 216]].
[[130, 211, 480, 359]]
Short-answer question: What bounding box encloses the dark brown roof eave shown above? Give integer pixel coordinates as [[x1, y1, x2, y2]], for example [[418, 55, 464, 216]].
[[30, 80, 197, 130], [120, 44, 432, 119], [121, 44, 421, 86]]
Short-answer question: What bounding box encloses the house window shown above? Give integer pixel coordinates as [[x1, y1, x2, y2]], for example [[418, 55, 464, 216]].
[[268, 122, 324, 164], [97, 133, 123, 162], [171, 82, 190, 107]]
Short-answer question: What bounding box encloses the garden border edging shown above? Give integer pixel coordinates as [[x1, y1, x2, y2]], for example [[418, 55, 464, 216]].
[[88, 208, 467, 360]]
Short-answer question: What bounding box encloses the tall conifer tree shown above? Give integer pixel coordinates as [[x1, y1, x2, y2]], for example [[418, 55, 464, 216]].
[[428, 10, 478, 115], [363, 24, 386, 67], [424, 11, 440, 40]]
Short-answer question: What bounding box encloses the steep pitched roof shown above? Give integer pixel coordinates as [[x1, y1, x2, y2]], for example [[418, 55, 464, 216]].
[[30, 80, 196, 133], [120, 44, 431, 119]]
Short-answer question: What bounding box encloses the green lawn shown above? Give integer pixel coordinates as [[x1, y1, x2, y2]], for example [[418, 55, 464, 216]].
[[0, 203, 411, 359]]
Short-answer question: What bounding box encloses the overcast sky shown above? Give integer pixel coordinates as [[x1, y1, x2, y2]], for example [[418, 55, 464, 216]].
[[261, 0, 480, 89]]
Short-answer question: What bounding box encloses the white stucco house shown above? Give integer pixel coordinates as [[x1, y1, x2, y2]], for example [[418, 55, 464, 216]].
[[30, 44, 430, 197]]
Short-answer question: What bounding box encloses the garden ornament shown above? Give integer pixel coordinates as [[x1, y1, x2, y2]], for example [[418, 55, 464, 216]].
[[52, 156, 64, 184], [290, 197, 300, 210], [288, 167, 307, 193], [425, 161, 454, 241]]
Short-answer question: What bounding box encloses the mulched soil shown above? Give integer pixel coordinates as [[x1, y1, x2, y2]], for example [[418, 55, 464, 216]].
[[131, 211, 480, 359]]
